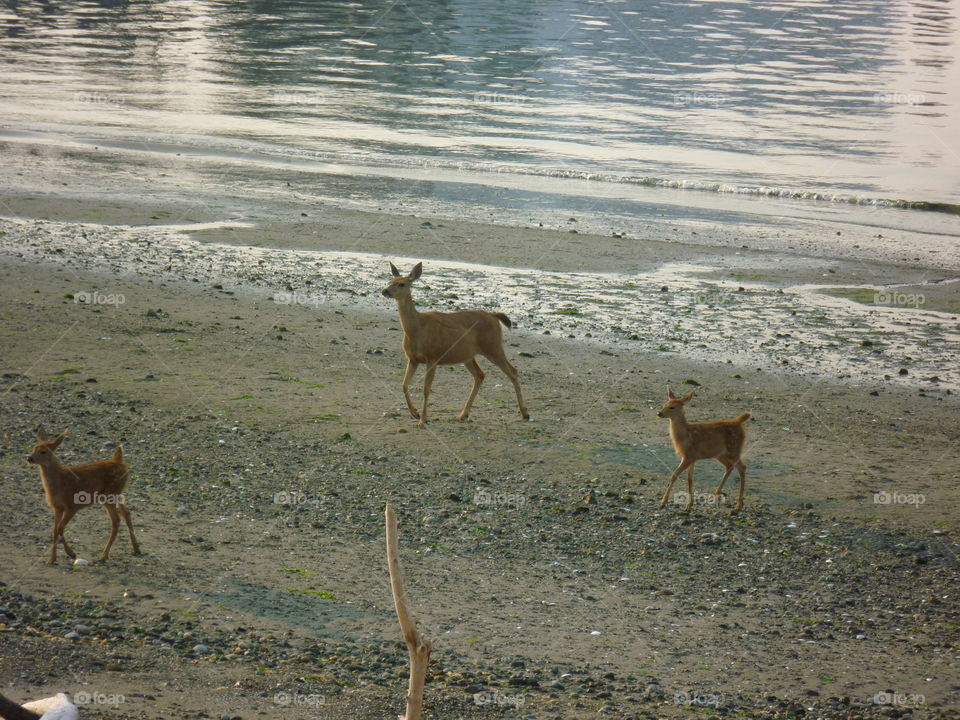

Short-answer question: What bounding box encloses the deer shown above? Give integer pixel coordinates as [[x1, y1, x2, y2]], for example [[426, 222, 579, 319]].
[[381, 261, 529, 426], [656, 387, 750, 511], [27, 426, 142, 564]]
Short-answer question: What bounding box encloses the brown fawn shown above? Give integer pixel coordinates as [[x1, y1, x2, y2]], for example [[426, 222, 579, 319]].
[[657, 388, 750, 511], [381, 262, 529, 426], [27, 426, 141, 564]]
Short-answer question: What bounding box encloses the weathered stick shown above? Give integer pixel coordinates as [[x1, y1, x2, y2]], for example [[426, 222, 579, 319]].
[[0, 693, 41, 720], [385, 503, 432, 720]]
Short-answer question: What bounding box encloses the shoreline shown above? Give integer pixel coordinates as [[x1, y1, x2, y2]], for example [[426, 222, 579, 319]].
[[1, 191, 957, 393], [2, 135, 960, 275]]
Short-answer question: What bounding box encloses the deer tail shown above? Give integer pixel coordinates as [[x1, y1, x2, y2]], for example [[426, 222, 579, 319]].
[[735, 412, 751, 423], [492, 312, 512, 329], [112, 445, 124, 462]]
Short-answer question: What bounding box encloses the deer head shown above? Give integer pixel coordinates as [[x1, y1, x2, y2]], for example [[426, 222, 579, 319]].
[[657, 386, 695, 418], [28, 426, 68, 465], [381, 262, 423, 300]]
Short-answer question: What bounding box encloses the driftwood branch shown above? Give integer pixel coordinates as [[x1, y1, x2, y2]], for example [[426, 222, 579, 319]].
[[0, 694, 41, 720], [385, 503, 432, 720]]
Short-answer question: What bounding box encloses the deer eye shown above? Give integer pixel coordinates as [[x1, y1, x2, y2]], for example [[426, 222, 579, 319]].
[[398, 283, 405, 287]]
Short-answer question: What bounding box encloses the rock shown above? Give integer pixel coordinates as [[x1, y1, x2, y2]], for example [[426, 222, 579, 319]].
[[193, 643, 211, 655]]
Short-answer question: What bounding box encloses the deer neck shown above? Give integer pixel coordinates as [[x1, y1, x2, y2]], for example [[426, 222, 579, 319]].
[[37, 456, 65, 491], [394, 294, 422, 336], [668, 411, 690, 446]]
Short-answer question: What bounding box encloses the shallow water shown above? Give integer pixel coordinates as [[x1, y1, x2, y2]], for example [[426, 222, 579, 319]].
[[1, 0, 958, 238]]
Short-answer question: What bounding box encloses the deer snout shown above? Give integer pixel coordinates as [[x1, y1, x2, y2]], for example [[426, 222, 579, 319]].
[[381, 288, 392, 298], [657, 411, 665, 418], [27, 455, 36, 464]]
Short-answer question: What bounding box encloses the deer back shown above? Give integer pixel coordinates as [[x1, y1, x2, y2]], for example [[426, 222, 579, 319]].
[[406, 310, 502, 364], [42, 458, 130, 509], [674, 419, 747, 461]]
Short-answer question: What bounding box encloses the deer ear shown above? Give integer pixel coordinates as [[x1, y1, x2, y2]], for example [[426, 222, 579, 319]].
[[409, 262, 423, 281], [51, 430, 68, 449], [36, 425, 49, 441], [389, 262, 401, 277], [667, 385, 676, 399], [681, 391, 696, 402]]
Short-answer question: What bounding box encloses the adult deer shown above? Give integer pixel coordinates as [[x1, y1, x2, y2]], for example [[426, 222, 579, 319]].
[[657, 387, 750, 511], [381, 262, 529, 426]]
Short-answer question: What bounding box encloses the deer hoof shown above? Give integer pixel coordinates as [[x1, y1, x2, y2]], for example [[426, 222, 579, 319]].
[[456, 414, 469, 422]]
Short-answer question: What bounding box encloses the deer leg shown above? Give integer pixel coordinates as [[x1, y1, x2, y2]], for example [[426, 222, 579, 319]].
[[419, 365, 437, 427], [734, 460, 747, 510], [118, 503, 142, 555], [57, 507, 78, 559], [401, 358, 420, 419], [99, 504, 121, 562], [484, 349, 529, 420], [684, 464, 695, 511], [659, 458, 693, 508], [48, 508, 63, 564], [715, 462, 734, 503], [457, 359, 485, 421]]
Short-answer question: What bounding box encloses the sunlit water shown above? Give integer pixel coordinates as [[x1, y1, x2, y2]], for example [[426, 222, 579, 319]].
[[0, 0, 958, 235]]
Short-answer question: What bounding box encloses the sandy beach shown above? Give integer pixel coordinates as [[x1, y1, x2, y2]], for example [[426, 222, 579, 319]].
[[1, 179, 958, 719]]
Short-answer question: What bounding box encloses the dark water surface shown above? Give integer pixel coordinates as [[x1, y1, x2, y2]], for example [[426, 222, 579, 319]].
[[1, 0, 958, 233]]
